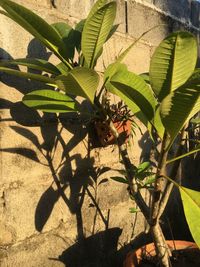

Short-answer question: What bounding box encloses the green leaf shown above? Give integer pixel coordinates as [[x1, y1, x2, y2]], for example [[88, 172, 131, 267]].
[[0, 0, 69, 63], [56, 62, 71, 75], [110, 176, 128, 184], [144, 176, 156, 185], [136, 172, 154, 181], [0, 66, 55, 84], [129, 207, 140, 213], [150, 31, 197, 101], [22, 90, 76, 113], [52, 22, 75, 59], [82, 1, 116, 68], [87, 0, 108, 20], [140, 73, 150, 84], [152, 105, 165, 139], [106, 24, 119, 41], [160, 84, 200, 149], [0, 58, 61, 75], [55, 67, 99, 103], [109, 65, 156, 121], [105, 25, 163, 79], [137, 162, 151, 174], [191, 117, 200, 124], [166, 144, 200, 164], [74, 19, 86, 53], [179, 186, 200, 249]]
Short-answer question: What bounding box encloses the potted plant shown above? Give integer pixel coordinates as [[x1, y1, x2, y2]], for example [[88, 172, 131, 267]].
[[0, 0, 200, 266]]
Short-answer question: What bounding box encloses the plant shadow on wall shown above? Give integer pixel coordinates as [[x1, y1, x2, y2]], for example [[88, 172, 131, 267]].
[[1, 1, 200, 267], [0, 41, 123, 266]]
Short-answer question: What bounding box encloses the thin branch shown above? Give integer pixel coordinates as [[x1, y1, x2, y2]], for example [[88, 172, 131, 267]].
[[157, 126, 187, 219], [109, 120, 150, 222]]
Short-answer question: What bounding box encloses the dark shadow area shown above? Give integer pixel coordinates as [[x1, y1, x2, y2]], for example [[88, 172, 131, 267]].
[[1, 38, 119, 266], [55, 228, 122, 267], [154, 0, 192, 23], [138, 129, 199, 245]]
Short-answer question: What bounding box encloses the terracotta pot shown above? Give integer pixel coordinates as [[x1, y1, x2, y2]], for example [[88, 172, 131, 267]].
[[123, 240, 199, 267], [95, 120, 131, 146]]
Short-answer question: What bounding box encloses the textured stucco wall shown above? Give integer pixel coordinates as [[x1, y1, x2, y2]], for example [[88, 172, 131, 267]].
[[0, 0, 199, 266]]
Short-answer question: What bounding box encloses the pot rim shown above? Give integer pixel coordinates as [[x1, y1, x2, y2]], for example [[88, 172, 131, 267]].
[[124, 240, 199, 267]]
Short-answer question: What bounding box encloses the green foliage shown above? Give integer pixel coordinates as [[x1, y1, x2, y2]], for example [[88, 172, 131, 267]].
[[150, 32, 197, 101], [0, 0, 68, 63], [129, 207, 140, 213], [0, 66, 55, 84], [82, 1, 116, 68], [23, 90, 76, 113], [179, 186, 200, 248], [160, 85, 200, 148], [1, 0, 200, 254], [0, 58, 61, 75], [110, 176, 128, 184], [55, 67, 99, 103], [109, 65, 156, 121]]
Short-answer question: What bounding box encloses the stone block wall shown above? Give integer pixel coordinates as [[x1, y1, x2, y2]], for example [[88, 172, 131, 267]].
[[0, 0, 199, 266]]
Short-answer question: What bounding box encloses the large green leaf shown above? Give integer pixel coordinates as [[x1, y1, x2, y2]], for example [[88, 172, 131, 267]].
[[109, 65, 156, 121], [0, 0, 69, 63], [22, 90, 76, 113], [152, 106, 165, 139], [56, 62, 70, 75], [160, 83, 200, 149], [0, 66, 55, 84], [179, 186, 200, 249], [73, 19, 86, 53], [150, 32, 197, 101], [82, 1, 116, 68], [52, 22, 75, 60], [0, 58, 61, 75], [55, 67, 99, 103], [87, 0, 108, 20]]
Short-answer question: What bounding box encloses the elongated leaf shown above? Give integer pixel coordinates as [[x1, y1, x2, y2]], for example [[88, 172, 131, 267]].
[[73, 19, 85, 53], [0, 0, 68, 61], [56, 62, 70, 75], [152, 106, 165, 139], [137, 162, 151, 173], [136, 172, 154, 180], [0, 66, 55, 84], [150, 32, 197, 101], [144, 176, 156, 185], [55, 67, 99, 103], [52, 22, 75, 59], [0, 58, 61, 75], [110, 177, 128, 184], [106, 24, 119, 41], [109, 65, 156, 121], [129, 207, 140, 213], [179, 186, 200, 249], [160, 84, 200, 149], [166, 144, 200, 164], [82, 1, 116, 68], [104, 26, 163, 81], [87, 0, 108, 20], [22, 89, 76, 113]]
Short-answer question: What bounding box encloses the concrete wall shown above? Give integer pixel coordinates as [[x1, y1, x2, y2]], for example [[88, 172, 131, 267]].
[[0, 0, 199, 266]]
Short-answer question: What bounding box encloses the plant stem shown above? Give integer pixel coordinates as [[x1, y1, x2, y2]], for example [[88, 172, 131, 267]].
[[150, 133, 171, 267], [109, 120, 150, 222], [157, 126, 187, 220]]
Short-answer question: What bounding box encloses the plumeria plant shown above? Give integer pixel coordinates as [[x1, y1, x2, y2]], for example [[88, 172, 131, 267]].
[[0, 0, 200, 266]]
